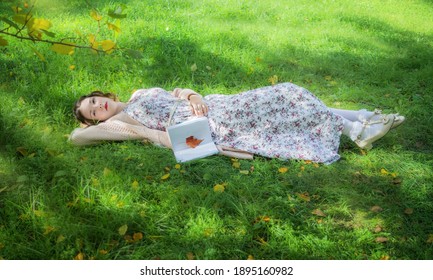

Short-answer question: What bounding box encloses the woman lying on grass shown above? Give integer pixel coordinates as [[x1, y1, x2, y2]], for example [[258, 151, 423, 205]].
[[70, 83, 404, 164]]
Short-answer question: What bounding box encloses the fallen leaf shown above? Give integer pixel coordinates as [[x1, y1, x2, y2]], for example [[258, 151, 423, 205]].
[[311, 209, 326, 217], [239, 170, 249, 174], [375, 237, 389, 243], [370, 205, 383, 213], [56, 235, 66, 243], [427, 234, 433, 243], [278, 167, 288, 173], [213, 184, 225, 193], [374, 225, 383, 233], [161, 173, 170, 180], [296, 192, 310, 202], [118, 224, 128, 236], [131, 180, 139, 189], [190, 63, 197, 72], [247, 255, 255, 260], [175, 164, 181, 169], [404, 208, 414, 215], [133, 232, 143, 242], [232, 161, 241, 169], [186, 252, 195, 260], [74, 252, 84, 260], [186, 136, 203, 148], [380, 168, 389, 175], [380, 255, 390, 260]]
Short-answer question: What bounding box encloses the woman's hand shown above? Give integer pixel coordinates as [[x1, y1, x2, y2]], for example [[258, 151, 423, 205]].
[[189, 95, 209, 116]]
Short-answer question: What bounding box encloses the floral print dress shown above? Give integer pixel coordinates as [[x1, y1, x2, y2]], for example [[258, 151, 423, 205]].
[[123, 83, 344, 164]]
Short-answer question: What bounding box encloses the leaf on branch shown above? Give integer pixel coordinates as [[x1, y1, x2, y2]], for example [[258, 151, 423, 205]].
[[31, 47, 46, 61], [28, 18, 52, 32], [90, 10, 103, 21], [88, 34, 99, 52], [100, 40, 116, 54], [107, 22, 121, 33], [0, 17, 20, 29], [51, 43, 75, 55], [108, 5, 128, 19], [0, 37, 8, 46], [41, 29, 56, 38], [12, 14, 31, 26]]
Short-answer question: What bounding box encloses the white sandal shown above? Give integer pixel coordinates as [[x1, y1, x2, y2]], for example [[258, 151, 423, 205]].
[[355, 113, 395, 150]]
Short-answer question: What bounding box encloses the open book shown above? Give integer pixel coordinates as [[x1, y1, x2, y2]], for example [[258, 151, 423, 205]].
[[167, 117, 219, 163]]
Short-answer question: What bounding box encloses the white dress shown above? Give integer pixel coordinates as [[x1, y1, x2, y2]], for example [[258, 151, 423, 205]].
[[123, 83, 344, 164]]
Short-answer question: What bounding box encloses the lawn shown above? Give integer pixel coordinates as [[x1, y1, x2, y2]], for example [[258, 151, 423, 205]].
[[1, 0, 432, 260]]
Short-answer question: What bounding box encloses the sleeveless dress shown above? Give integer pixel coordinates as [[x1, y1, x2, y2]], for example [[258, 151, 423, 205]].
[[123, 83, 344, 164]]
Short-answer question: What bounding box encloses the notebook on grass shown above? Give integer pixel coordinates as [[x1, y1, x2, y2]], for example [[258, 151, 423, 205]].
[[167, 117, 219, 163]]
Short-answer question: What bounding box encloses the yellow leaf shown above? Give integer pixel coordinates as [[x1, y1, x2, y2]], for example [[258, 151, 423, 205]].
[[133, 232, 143, 241], [268, 75, 278, 85], [88, 34, 99, 52], [174, 164, 181, 169], [100, 40, 116, 54], [186, 252, 195, 260], [311, 209, 326, 217], [118, 224, 128, 236], [99, 249, 108, 255], [161, 173, 170, 180], [278, 167, 288, 173], [74, 252, 84, 260], [107, 22, 121, 33], [56, 235, 66, 243], [247, 255, 254, 260], [131, 180, 139, 189], [232, 161, 240, 169], [16, 146, 29, 157], [380, 168, 389, 175], [190, 63, 197, 72], [296, 192, 310, 202], [239, 170, 249, 175], [43, 225, 55, 235], [427, 234, 433, 243], [51, 43, 75, 55], [69, 65, 75, 70], [28, 18, 52, 32], [103, 168, 112, 176], [90, 10, 103, 21], [213, 184, 225, 193], [404, 208, 414, 215]]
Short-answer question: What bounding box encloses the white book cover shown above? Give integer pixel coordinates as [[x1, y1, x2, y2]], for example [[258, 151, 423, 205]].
[[167, 117, 219, 163]]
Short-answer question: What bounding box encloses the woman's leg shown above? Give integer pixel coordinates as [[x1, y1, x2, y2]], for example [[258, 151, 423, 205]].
[[329, 108, 375, 122], [340, 114, 395, 150]]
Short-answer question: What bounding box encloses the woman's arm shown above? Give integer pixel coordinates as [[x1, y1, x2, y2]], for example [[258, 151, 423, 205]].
[[171, 88, 208, 116], [216, 145, 254, 160], [69, 120, 172, 148]]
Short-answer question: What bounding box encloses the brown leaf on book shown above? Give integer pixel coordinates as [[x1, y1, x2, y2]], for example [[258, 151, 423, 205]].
[[186, 136, 203, 148]]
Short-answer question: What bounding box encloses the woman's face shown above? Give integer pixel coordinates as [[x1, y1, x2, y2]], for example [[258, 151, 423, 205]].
[[79, 96, 120, 123]]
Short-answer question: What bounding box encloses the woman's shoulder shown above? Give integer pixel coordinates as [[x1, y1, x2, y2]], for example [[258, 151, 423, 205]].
[[130, 87, 169, 99]]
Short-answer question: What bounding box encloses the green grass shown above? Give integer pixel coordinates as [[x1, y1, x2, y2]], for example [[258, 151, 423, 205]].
[[1, 0, 433, 260]]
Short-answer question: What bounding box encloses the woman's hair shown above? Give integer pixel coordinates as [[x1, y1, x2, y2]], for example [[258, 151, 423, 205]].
[[73, 91, 119, 125]]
